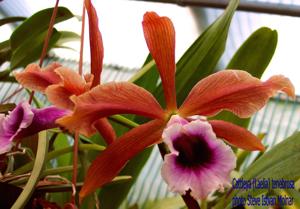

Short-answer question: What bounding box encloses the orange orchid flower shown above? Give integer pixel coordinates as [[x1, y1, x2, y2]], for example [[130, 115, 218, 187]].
[[14, 0, 115, 144], [57, 12, 295, 199]]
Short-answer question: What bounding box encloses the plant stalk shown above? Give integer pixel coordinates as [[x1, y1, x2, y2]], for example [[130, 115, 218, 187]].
[[29, 0, 60, 104]]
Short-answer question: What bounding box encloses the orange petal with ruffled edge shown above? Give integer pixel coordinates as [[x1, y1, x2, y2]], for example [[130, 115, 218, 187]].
[[143, 12, 177, 110], [45, 85, 74, 110], [209, 120, 265, 151], [15, 63, 61, 92], [85, 0, 104, 87], [79, 119, 165, 200], [57, 82, 165, 136], [45, 67, 91, 109], [179, 70, 295, 118]]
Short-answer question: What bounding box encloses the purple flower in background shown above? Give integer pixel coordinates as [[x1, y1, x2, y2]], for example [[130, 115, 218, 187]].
[[0, 101, 68, 154], [161, 115, 236, 199]]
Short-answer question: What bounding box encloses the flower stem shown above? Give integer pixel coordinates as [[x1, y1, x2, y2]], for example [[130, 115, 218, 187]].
[[182, 192, 201, 209], [29, 0, 60, 104], [71, 132, 79, 204], [13, 144, 105, 175], [109, 115, 139, 128], [157, 143, 201, 209], [71, 3, 86, 206]]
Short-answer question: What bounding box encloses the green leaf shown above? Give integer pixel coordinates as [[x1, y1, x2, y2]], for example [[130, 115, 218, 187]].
[[55, 31, 80, 45], [0, 103, 16, 113], [0, 68, 16, 82], [227, 27, 277, 77], [153, 0, 239, 107], [0, 40, 12, 65], [223, 132, 300, 209], [143, 197, 185, 209], [10, 28, 61, 69], [130, 55, 159, 93], [0, 16, 26, 27], [213, 27, 278, 127], [11, 131, 48, 209], [10, 7, 73, 50]]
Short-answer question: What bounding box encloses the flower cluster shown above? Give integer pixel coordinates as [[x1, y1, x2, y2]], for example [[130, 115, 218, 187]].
[[5, 8, 295, 205]]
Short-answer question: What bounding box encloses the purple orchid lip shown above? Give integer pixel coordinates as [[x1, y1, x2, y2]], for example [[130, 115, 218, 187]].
[[161, 115, 236, 200], [0, 101, 69, 154]]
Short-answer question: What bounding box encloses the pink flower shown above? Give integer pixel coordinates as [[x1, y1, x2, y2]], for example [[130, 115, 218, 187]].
[[161, 115, 236, 199], [0, 101, 68, 154]]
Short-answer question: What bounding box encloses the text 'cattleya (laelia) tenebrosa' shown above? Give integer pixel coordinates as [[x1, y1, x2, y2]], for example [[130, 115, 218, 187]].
[[55, 11, 295, 201], [0, 101, 68, 154]]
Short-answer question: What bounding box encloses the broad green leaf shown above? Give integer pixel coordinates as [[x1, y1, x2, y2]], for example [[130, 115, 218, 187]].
[[272, 189, 300, 208], [223, 132, 300, 209], [143, 197, 185, 209], [131, 54, 159, 93], [0, 16, 26, 27], [55, 31, 80, 45], [0, 40, 11, 65], [11, 131, 48, 209], [213, 27, 278, 127], [0, 103, 15, 113], [10, 7, 73, 50], [226, 27, 277, 77], [0, 71, 16, 82], [10, 28, 61, 69], [153, 0, 239, 107]]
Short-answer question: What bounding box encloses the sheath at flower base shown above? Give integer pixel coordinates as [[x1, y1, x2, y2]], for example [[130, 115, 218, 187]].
[[56, 12, 295, 200], [0, 101, 68, 154], [14, 0, 116, 144]]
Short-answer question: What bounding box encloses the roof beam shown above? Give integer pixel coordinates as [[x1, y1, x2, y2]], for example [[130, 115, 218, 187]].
[[133, 0, 300, 17]]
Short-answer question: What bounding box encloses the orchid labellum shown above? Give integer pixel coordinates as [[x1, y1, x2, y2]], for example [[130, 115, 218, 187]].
[[0, 101, 68, 154], [57, 12, 295, 200]]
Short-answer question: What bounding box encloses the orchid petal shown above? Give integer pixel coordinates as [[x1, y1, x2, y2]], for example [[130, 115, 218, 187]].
[[0, 101, 68, 154], [85, 0, 104, 87], [161, 117, 236, 199], [57, 82, 165, 136], [45, 85, 75, 110], [209, 120, 265, 151], [55, 67, 90, 94], [179, 70, 295, 118], [45, 67, 90, 109], [93, 118, 116, 145], [0, 102, 34, 154], [15, 63, 61, 93], [143, 12, 177, 110], [15, 106, 69, 140], [79, 119, 165, 200]]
